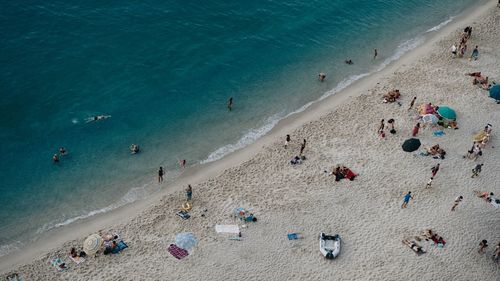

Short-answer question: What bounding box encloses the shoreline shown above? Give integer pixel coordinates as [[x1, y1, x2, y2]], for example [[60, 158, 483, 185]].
[[1, 0, 498, 275]]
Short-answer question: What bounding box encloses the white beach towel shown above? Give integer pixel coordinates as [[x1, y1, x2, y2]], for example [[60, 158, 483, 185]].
[[215, 225, 240, 234], [69, 255, 85, 264], [490, 198, 499, 208]]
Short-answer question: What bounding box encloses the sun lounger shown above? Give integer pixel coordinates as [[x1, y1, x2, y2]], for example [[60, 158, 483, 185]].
[[215, 225, 240, 234], [168, 244, 189, 260]]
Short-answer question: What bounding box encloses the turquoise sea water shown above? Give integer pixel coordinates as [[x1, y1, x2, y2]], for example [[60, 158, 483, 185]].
[[0, 0, 484, 255]]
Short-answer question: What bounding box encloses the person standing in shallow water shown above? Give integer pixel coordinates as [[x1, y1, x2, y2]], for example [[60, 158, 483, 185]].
[[227, 97, 233, 111], [373, 48, 378, 60], [158, 167, 164, 183]]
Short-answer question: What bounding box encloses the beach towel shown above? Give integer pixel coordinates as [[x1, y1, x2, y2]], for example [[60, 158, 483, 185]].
[[111, 241, 128, 254], [69, 255, 85, 264], [176, 210, 190, 220], [168, 244, 189, 260], [491, 198, 499, 208], [215, 225, 240, 234], [287, 233, 303, 240], [433, 131, 445, 137], [50, 258, 67, 271]]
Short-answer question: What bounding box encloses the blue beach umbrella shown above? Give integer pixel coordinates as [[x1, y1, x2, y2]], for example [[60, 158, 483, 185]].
[[436, 106, 456, 120], [175, 232, 197, 251], [489, 85, 500, 100]]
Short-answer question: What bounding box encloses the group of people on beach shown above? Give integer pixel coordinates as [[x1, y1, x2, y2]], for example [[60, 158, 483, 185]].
[[451, 26, 474, 59]]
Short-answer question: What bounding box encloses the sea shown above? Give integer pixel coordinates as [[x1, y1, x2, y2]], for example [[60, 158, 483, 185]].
[[0, 0, 486, 256]]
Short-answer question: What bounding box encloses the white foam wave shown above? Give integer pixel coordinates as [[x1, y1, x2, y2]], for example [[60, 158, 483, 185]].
[[0, 240, 22, 257], [200, 114, 282, 164], [426, 17, 454, 33], [201, 34, 427, 165], [35, 183, 151, 235]]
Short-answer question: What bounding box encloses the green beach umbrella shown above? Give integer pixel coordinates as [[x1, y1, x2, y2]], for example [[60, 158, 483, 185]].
[[436, 106, 456, 120]]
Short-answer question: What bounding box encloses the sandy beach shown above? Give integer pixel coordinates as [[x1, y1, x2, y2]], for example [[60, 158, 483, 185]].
[[2, 1, 500, 280]]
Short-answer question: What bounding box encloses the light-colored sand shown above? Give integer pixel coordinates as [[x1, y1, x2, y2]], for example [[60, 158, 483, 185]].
[[2, 2, 500, 280]]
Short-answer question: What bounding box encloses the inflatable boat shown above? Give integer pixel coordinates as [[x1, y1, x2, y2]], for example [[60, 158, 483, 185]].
[[319, 232, 341, 259]]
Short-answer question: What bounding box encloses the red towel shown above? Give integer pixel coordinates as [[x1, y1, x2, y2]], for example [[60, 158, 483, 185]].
[[168, 244, 189, 260]]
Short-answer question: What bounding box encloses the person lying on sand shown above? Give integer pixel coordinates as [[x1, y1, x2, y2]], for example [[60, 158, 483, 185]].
[[330, 166, 357, 181], [403, 239, 425, 254], [474, 191, 494, 201], [383, 90, 401, 103]]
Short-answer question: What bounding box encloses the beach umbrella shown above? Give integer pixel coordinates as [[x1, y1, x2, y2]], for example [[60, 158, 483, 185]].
[[402, 138, 421, 152], [489, 85, 500, 100], [83, 234, 103, 255], [175, 232, 197, 251], [422, 114, 438, 124], [436, 106, 456, 120]]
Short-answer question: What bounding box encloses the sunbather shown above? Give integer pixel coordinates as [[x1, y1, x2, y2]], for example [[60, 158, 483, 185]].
[[383, 90, 401, 103], [403, 239, 425, 254], [341, 167, 358, 181]]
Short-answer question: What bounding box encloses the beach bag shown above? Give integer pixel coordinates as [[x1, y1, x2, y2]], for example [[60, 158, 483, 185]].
[[390, 129, 396, 134]]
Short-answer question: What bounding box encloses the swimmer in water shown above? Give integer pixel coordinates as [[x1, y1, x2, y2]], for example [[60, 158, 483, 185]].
[[345, 59, 353, 65], [59, 147, 67, 156], [53, 154, 59, 163], [130, 144, 139, 154], [318, 73, 326, 82], [86, 115, 111, 123]]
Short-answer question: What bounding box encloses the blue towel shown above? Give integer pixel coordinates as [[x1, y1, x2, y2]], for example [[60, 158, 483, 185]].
[[433, 131, 445, 137], [111, 241, 128, 254]]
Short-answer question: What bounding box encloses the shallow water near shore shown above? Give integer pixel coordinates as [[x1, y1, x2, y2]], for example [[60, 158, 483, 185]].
[[0, 0, 484, 255]]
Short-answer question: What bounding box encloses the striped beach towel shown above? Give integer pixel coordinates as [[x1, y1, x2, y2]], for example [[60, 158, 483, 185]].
[[168, 244, 189, 260]]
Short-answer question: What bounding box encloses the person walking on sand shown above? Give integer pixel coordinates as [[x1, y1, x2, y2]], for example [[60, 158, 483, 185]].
[[431, 163, 440, 178], [401, 191, 413, 209], [227, 97, 233, 111], [158, 167, 164, 183], [373, 48, 378, 60], [470, 45, 479, 60], [300, 139, 306, 155], [378, 119, 385, 132], [388, 119, 396, 134], [408, 97, 417, 111], [451, 195, 463, 211], [471, 163, 483, 178], [412, 123, 420, 137], [318, 73, 326, 82], [478, 240, 488, 254], [186, 184, 193, 201], [425, 177, 433, 189], [284, 134, 291, 149]]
